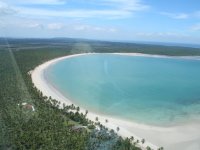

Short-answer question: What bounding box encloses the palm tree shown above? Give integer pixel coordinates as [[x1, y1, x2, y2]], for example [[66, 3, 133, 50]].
[[70, 104, 75, 110], [76, 106, 80, 112], [146, 146, 152, 150], [62, 103, 66, 110], [130, 136, 134, 141], [136, 139, 139, 143], [95, 117, 98, 122], [158, 147, 164, 150], [85, 110, 88, 116], [141, 138, 145, 144]]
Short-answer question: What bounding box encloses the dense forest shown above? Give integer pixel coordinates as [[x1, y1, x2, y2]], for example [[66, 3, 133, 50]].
[[1, 38, 199, 150]]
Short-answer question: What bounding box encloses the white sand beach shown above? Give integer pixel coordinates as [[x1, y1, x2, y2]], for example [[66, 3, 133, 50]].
[[31, 53, 200, 150]]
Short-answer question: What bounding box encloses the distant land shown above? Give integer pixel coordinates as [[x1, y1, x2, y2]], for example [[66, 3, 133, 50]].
[[1, 37, 200, 150], [0, 37, 200, 56], [1, 37, 200, 48]]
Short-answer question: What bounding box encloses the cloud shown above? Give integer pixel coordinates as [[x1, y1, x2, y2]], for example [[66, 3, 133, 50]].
[[191, 23, 200, 31], [25, 23, 43, 28], [15, 7, 133, 19], [109, 28, 117, 32], [99, 0, 149, 11], [0, 1, 17, 16], [161, 12, 189, 19], [4, 0, 67, 5], [194, 11, 200, 18], [47, 23, 64, 30], [74, 24, 117, 32], [136, 32, 189, 38], [161, 11, 200, 20], [0, 0, 149, 19], [0, 18, 44, 29]]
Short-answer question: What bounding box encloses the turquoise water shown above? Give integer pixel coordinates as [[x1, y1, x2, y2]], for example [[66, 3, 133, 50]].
[[45, 54, 200, 126]]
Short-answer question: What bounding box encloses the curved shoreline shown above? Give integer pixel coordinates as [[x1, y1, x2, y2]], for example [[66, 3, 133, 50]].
[[31, 53, 200, 150]]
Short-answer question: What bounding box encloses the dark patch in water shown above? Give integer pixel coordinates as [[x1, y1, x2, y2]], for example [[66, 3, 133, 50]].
[[176, 97, 200, 106]]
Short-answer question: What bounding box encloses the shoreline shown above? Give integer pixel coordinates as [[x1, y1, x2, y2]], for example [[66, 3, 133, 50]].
[[31, 53, 200, 150]]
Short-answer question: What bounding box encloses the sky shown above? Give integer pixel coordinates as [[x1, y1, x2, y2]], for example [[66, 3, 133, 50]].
[[0, 0, 200, 44]]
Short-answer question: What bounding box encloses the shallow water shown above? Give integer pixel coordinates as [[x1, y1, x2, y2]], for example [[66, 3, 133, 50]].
[[45, 54, 200, 126]]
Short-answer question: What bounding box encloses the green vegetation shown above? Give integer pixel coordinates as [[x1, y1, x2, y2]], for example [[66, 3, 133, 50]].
[[0, 37, 196, 149], [0, 38, 158, 150], [0, 38, 200, 56], [2, 37, 198, 149]]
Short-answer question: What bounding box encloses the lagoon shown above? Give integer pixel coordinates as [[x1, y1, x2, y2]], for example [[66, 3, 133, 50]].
[[44, 54, 200, 126]]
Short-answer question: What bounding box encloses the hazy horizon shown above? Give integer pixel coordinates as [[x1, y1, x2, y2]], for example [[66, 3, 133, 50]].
[[1, 0, 200, 44], [1, 36, 200, 49]]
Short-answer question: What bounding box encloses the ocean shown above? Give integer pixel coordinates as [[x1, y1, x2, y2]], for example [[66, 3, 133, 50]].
[[44, 54, 200, 126]]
